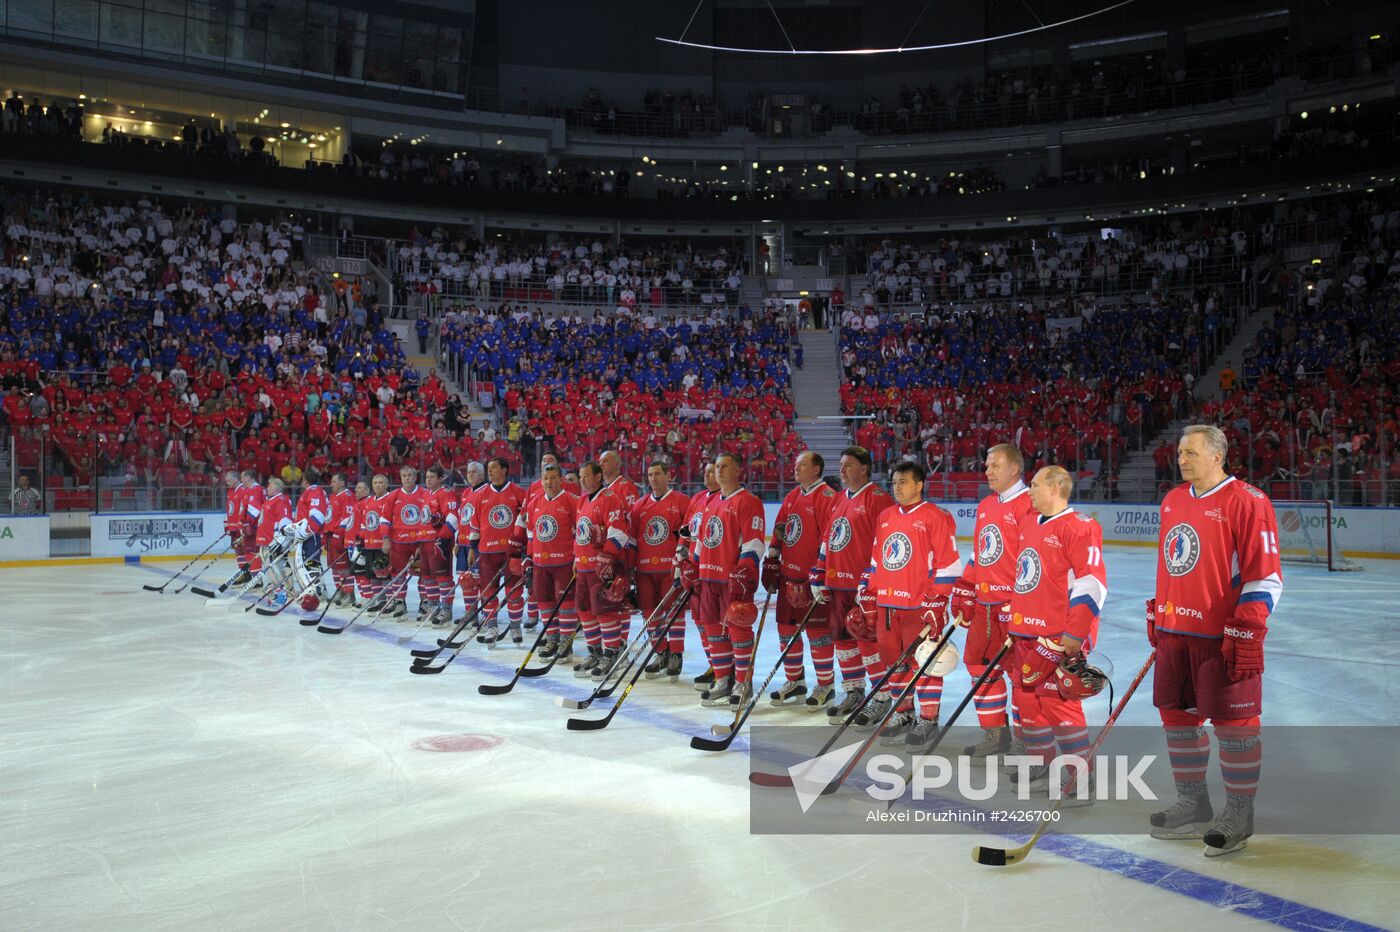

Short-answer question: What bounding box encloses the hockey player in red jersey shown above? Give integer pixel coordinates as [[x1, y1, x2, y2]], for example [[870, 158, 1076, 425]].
[[222, 470, 245, 577], [325, 473, 358, 606], [422, 465, 460, 626], [517, 463, 579, 662], [382, 466, 436, 618], [1004, 465, 1108, 800], [949, 443, 1036, 758], [764, 451, 837, 709], [599, 449, 640, 512], [857, 460, 962, 747], [680, 452, 766, 708], [253, 477, 294, 590], [809, 446, 894, 719], [1148, 424, 1282, 857], [572, 460, 633, 679], [469, 457, 527, 644], [682, 463, 722, 691], [354, 475, 393, 610], [235, 469, 265, 580], [454, 462, 487, 622], [632, 460, 690, 679], [288, 468, 331, 607]]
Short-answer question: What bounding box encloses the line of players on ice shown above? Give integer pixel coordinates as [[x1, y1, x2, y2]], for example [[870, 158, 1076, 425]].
[[221, 424, 1277, 856]]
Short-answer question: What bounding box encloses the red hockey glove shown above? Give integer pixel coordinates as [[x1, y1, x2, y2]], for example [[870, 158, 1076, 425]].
[[846, 588, 877, 641], [597, 555, 620, 585], [1021, 637, 1065, 688], [428, 511, 444, 528], [918, 587, 948, 637], [1222, 619, 1266, 679], [677, 557, 699, 592], [728, 560, 758, 604], [785, 579, 813, 612], [1145, 598, 1158, 646], [602, 566, 630, 605], [761, 551, 782, 591], [950, 578, 977, 628], [508, 554, 525, 578]]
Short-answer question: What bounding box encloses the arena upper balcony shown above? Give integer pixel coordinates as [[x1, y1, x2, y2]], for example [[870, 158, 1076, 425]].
[[2, 1, 1397, 172]]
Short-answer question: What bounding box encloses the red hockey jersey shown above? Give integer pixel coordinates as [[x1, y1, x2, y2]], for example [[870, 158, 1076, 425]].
[[962, 481, 1036, 604], [353, 493, 392, 547], [771, 481, 837, 582], [685, 488, 718, 542], [327, 488, 356, 538], [384, 485, 437, 544], [1009, 508, 1107, 644], [1153, 477, 1283, 638], [695, 487, 766, 583], [519, 490, 579, 567], [604, 476, 640, 513], [813, 482, 893, 591], [457, 483, 485, 545], [429, 486, 460, 541], [294, 484, 330, 534], [631, 489, 691, 575], [469, 482, 526, 553], [241, 483, 265, 529], [255, 492, 292, 546], [865, 501, 962, 610], [574, 487, 630, 573]]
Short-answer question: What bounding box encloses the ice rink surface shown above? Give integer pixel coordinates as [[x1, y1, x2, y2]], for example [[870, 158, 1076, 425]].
[[2, 546, 1399, 932]]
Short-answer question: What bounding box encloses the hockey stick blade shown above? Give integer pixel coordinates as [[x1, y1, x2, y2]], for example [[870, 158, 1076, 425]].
[[299, 614, 323, 626], [254, 605, 283, 616], [141, 583, 167, 592], [190, 586, 218, 598], [317, 622, 350, 634], [555, 695, 592, 710], [408, 662, 447, 675], [690, 731, 739, 751], [971, 845, 1024, 867], [749, 771, 795, 788]]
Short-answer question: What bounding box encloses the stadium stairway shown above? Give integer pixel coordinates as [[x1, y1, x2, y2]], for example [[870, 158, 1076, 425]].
[[1195, 306, 1275, 402], [1115, 416, 1194, 501], [791, 329, 851, 466]]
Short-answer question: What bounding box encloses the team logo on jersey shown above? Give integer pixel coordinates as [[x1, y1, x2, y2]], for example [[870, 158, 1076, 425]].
[[536, 514, 559, 542], [881, 532, 913, 571], [461, 503, 476, 524], [1013, 549, 1043, 593], [689, 513, 703, 536], [828, 517, 853, 552], [977, 524, 1005, 566], [575, 517, 594, 546], [488, 504, 514, 529], [399, 504, 424, 525], [703, 515, 724, 549], [782, 514, 803, 546], [644, 516, 671, 546], [363, 512, 382, 530], [1163, 524, 1200, 576]]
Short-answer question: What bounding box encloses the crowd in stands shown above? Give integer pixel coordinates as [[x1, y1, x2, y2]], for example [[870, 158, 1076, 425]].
[[1174, 191, 1400, 505], [849, 218, 1251, 308], [394, 234, 747, 309], [0, 187, 480, 507], [438, 302, 801, 487]]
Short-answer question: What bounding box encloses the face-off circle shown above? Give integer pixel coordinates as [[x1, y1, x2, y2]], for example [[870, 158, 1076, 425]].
[[411, 734, 505, 753]]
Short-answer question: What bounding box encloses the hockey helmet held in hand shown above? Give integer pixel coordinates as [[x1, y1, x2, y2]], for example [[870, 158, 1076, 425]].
[[915, 635, 960, 677], [1055, 654, 1109, 699]]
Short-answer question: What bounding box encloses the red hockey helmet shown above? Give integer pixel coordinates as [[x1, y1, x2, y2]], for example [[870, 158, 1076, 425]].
[[1055, 654, 1108, 699], [300, 594, 321, 613]]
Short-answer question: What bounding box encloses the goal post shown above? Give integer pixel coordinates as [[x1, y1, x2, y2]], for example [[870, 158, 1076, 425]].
[[1272, 499, 1361, 572]]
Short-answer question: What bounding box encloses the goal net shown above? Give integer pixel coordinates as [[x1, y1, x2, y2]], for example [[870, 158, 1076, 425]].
[[1273, 500, 1361, 572]]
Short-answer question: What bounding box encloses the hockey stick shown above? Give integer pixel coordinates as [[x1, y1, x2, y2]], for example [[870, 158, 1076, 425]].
[[254, 549, 348, 616], [691, 597, 815, 751], [853, 637, 1014, 813], [393, 555, 473, 645], [591, 584, 691, 700], [142, 533, 231, 592], [410, 565, 509, 656], [318, 560, 417, 634], [556, 584, 686, 710], [749, 622, 936, 788], [436, 574, 526, 652], [233, 552, 298, 612], [806, 622, 963, 798], [407, 575, 522, 674], [972, 650, 1157, 867], [203, 539, 291, 604], [478, 575, 578, 695], [565, 591, 691, 731]]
